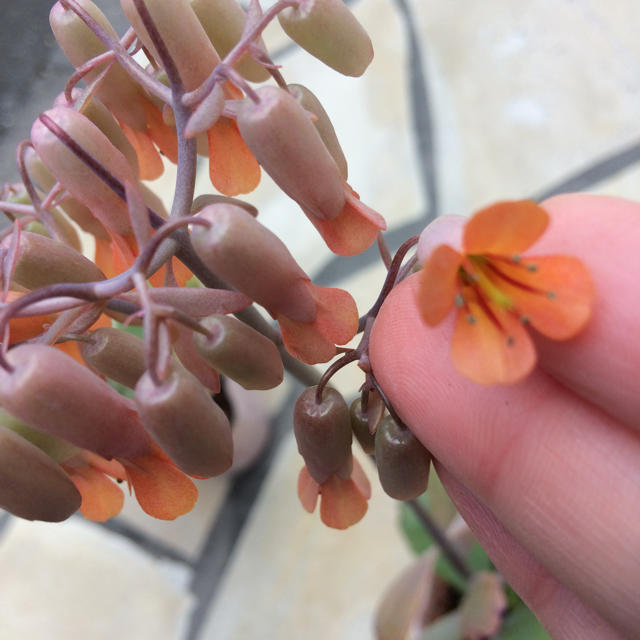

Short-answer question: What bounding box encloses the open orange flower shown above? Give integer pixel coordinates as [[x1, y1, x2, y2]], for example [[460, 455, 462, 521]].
[[416, 201, 595, 385]]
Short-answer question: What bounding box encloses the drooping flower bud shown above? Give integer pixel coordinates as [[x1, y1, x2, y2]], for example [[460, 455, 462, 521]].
[[191, 203, 317, 322], [288, 83, 348, 180], [50, 0, 148, 130], [31, 106, 137, 236], [190, 0, 270, 82], [0, 344, 151, 459], [349, 398, 376, 455], [23, 146, 110, 239], [121, 0, 221, 91], [0, 425, 81, 522], [134, 365, 233, 477], [236, 86, 346, 221], [185, 83, 225, 138], [55, 92, 140, 176], [2, 231, 105, 290], [81, 327, 147, 389], [278, 0, 374, 77], [375, 416, 431, 501], [294, 386, 353, 484], [194, 314, 283, 390]]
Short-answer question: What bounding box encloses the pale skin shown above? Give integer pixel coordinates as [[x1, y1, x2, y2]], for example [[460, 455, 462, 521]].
[[369, 194, 640, 639]]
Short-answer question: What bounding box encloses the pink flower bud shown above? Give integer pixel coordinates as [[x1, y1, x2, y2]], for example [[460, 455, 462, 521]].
[[23, 147, 111, 239], [375, 417, 431, 501], [50, 0, 148, 130], [191, 203, 317, 322], [81, 327, 147, 389], [194, 314, 284, 390], [0, 344, 151, 460], [349, 397, 376, 455], [294, 386, 353, 484], [191, 0, 270, 82], [134, 366, 233, 477], [278, 0, 374, 77], [185, 83, 225, 139], [0, 425, 81, 522], [31, 106, 137, 236], [288, 84, 348, 180], [121, 0, 221, 91], [236, 86, 346, 221], [2, 231, 105, 290]]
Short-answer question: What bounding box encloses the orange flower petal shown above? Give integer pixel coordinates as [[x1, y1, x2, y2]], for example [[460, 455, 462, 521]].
[[319, 474, 368, 529], [298, 465, 320, 513], [307, 282, 359, 346], [351, 457, 371, 500], [464, 201, 549, 256], [143, 101, 178, 164], [417, 244, 462, 326], [486, 255, 595, 340], [277, 314, 337, 364], [451, 292, 536, 385], [83, 451, 127, 480], [5, 291, 56, 343], [65, 465, 124, 522], [94, 237, 117, 279], [305, 189, 386, 256], [207, 118, 261, 196], [125, 452, 198, 520], [121, 122, 164, 180]]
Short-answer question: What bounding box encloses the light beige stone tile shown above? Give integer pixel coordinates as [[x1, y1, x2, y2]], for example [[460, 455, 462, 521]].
[[0, 518, 192, 640], [410, 0, 640, 214], [199, 435, 413, 640]]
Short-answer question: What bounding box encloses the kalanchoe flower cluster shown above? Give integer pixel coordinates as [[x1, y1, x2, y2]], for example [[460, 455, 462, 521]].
[[0, 0, 595, 536]]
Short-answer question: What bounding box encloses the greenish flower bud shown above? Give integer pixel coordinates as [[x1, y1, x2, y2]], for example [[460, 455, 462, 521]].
[[81, 327, 147, 389], [135, 365, 233, 477], [2, 231, 105, 290], [375, 416, 431, 500], [194, 314, 283, 390], [278, 0, 374, 77], [0, 425, 81, 522], [294, 386, 352, 484]]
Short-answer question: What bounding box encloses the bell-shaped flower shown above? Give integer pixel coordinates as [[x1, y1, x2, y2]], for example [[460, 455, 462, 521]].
[[191, 203, 359, 363], [236, 86, 385, 256], [416, 201, 595, 384]]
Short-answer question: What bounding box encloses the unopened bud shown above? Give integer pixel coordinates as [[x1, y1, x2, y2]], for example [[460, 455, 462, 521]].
[[278, 0, 374, 77], [375, 416, 431, 501], [81, 327, 147, 389], [0, 344, 151, 459], [0, 425, 81, 521], [191, 193, 258, 217], [135, 365, 233, 477], [294, 386, 352, 484], [288, 84, 348, 180], [349, 398, 376, 454], [31, 106, 137, 235], [50, 0, 148, 129], [22, 147, 110, 238], [191, 0, 270, 82], [194, 315, 283, 390], [121, 0, 220, 91], [236, 86, 345, 221], [191, 204, 317, 322], [2, 231, 105, 289]]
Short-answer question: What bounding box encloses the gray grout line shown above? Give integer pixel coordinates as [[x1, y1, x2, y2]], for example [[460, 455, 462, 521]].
[[95, 516, 194, 567], [532, 139, 640, 201], [186, 384, 302, 640], [393, 0, 439, 224], [0, 512, 11, 537]]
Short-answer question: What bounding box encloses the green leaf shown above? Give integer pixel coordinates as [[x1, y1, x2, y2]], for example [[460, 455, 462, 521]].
[[434, 554, 467, 593], [108, 378, 135, 400], [399, 494, 434, 555], [112, 320, 144, 339], [467, 541, 493, 573], [496, 603, 551, 639]]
